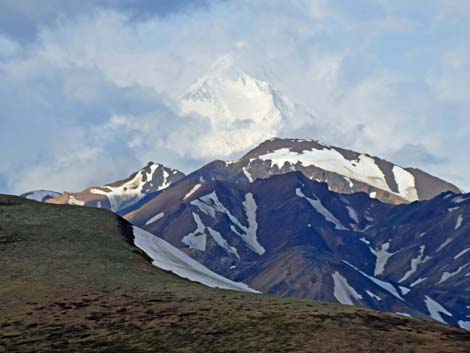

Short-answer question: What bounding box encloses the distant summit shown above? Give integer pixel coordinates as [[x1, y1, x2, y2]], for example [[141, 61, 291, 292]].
[[237, 137, 461, 203], [20, 190, 61, 202], [47, 162, 185, 214], [180, 54, 317, 157]]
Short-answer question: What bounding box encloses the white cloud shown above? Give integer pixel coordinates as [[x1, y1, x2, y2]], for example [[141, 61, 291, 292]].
[[0, 0, 469, 193], [0, 35, 19, 57]]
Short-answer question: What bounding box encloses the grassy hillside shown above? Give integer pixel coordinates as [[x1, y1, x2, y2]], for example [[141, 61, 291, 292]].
[[0, 194, 468, 353]]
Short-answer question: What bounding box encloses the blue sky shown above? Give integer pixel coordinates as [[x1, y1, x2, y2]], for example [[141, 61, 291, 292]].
[[0, 0, 469, 193]]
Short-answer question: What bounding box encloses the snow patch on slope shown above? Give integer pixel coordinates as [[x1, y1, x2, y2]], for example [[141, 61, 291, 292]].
[[68, 195, 85, 206], [455, 214, 463, 230], [206, 227, 240, 259], [90, 163, 176, 212], [436, 237, 454, 252], [399, 245, 431, 283], [452, 195, 470, 204], [296, 188, 346, 230], [458, 321, 470, 330], [145, 212, 165, 226], [366, 290, 382, 301], [410, 277, 427, 287], [182, 213, 207, 251], [399, 286, 411, 295], [259, 147, 419, 202], [370, 242, 396, 276], [133, 226, 256, 292], [424, 296, 452, 324], [346, 205, 359, 224], [344, 261, 404, 301], [182, 212, 239, 258], [240, 193, 265, 255], [331, 271, 363, 305], [191, 191, 264, 255], [183, 184, 202, 201], [454, 248, 470, 260], [438, 264, 468, 284], [242, 167, 254, 183], [392, 166, 419, 202]]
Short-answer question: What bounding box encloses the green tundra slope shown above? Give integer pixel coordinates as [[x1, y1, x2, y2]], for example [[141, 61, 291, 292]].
[[0, 194, 468, 353]]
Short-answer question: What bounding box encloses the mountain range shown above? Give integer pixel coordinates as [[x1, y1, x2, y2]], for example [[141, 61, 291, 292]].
[[40, 137, 468, 330], [18, 55, 468, 332]]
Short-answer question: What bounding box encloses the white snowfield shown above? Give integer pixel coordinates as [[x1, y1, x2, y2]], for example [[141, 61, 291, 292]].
[[183, 183, 202, 201], [296, 187, 347, 230], [258, 146, 419, 202], [191, 191, 265, 255], [424, 296, 452, 324], [145, 212, 165, 226], [399, 286, 411, 295], [182, 213, 207, 251], [399, 245, 431, 283], [438, 264, 468, 284], [366, 290, 382, 301], [242, 166, 254, 183], [455, 214, 464, 230], [395, 312, 412, 318], [344, 261, 404, 301], [240, 193, 265, 255], [452, 195, 470, 204], [133, 226, 257, 293], [90, 163, 176, 212], [369, 242, 396, 276], [410, 277, 427, 287], [454, 248, 470, 259], [436, 237, 454, 252], [458, 320, 470, 330], [331, 271, 363, 305], [345, 205, 360, 225], [68, 195, 85, 206], [182, 212, 239, 258]]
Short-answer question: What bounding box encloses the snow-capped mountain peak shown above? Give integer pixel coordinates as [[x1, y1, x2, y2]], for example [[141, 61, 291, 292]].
[[239, 138, 461, 203], [47, 162, 185, 213], [185, 54, 243, 88], [180, 55, 314, 157]]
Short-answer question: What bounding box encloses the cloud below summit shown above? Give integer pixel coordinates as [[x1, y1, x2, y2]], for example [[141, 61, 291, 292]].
[[0, 0, 469, 193]]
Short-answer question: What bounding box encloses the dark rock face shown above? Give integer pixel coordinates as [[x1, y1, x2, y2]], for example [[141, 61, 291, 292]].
[[125, 170, 469, 329]]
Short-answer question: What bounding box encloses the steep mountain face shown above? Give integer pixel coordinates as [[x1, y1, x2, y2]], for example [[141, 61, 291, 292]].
[[47, 162, 185, 214], [180, 55, 317, 157], [20, 189, 61, 202], [124, 171, 469, 329], [3, 195, 468, 352], [189, 138, 461, 205]]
